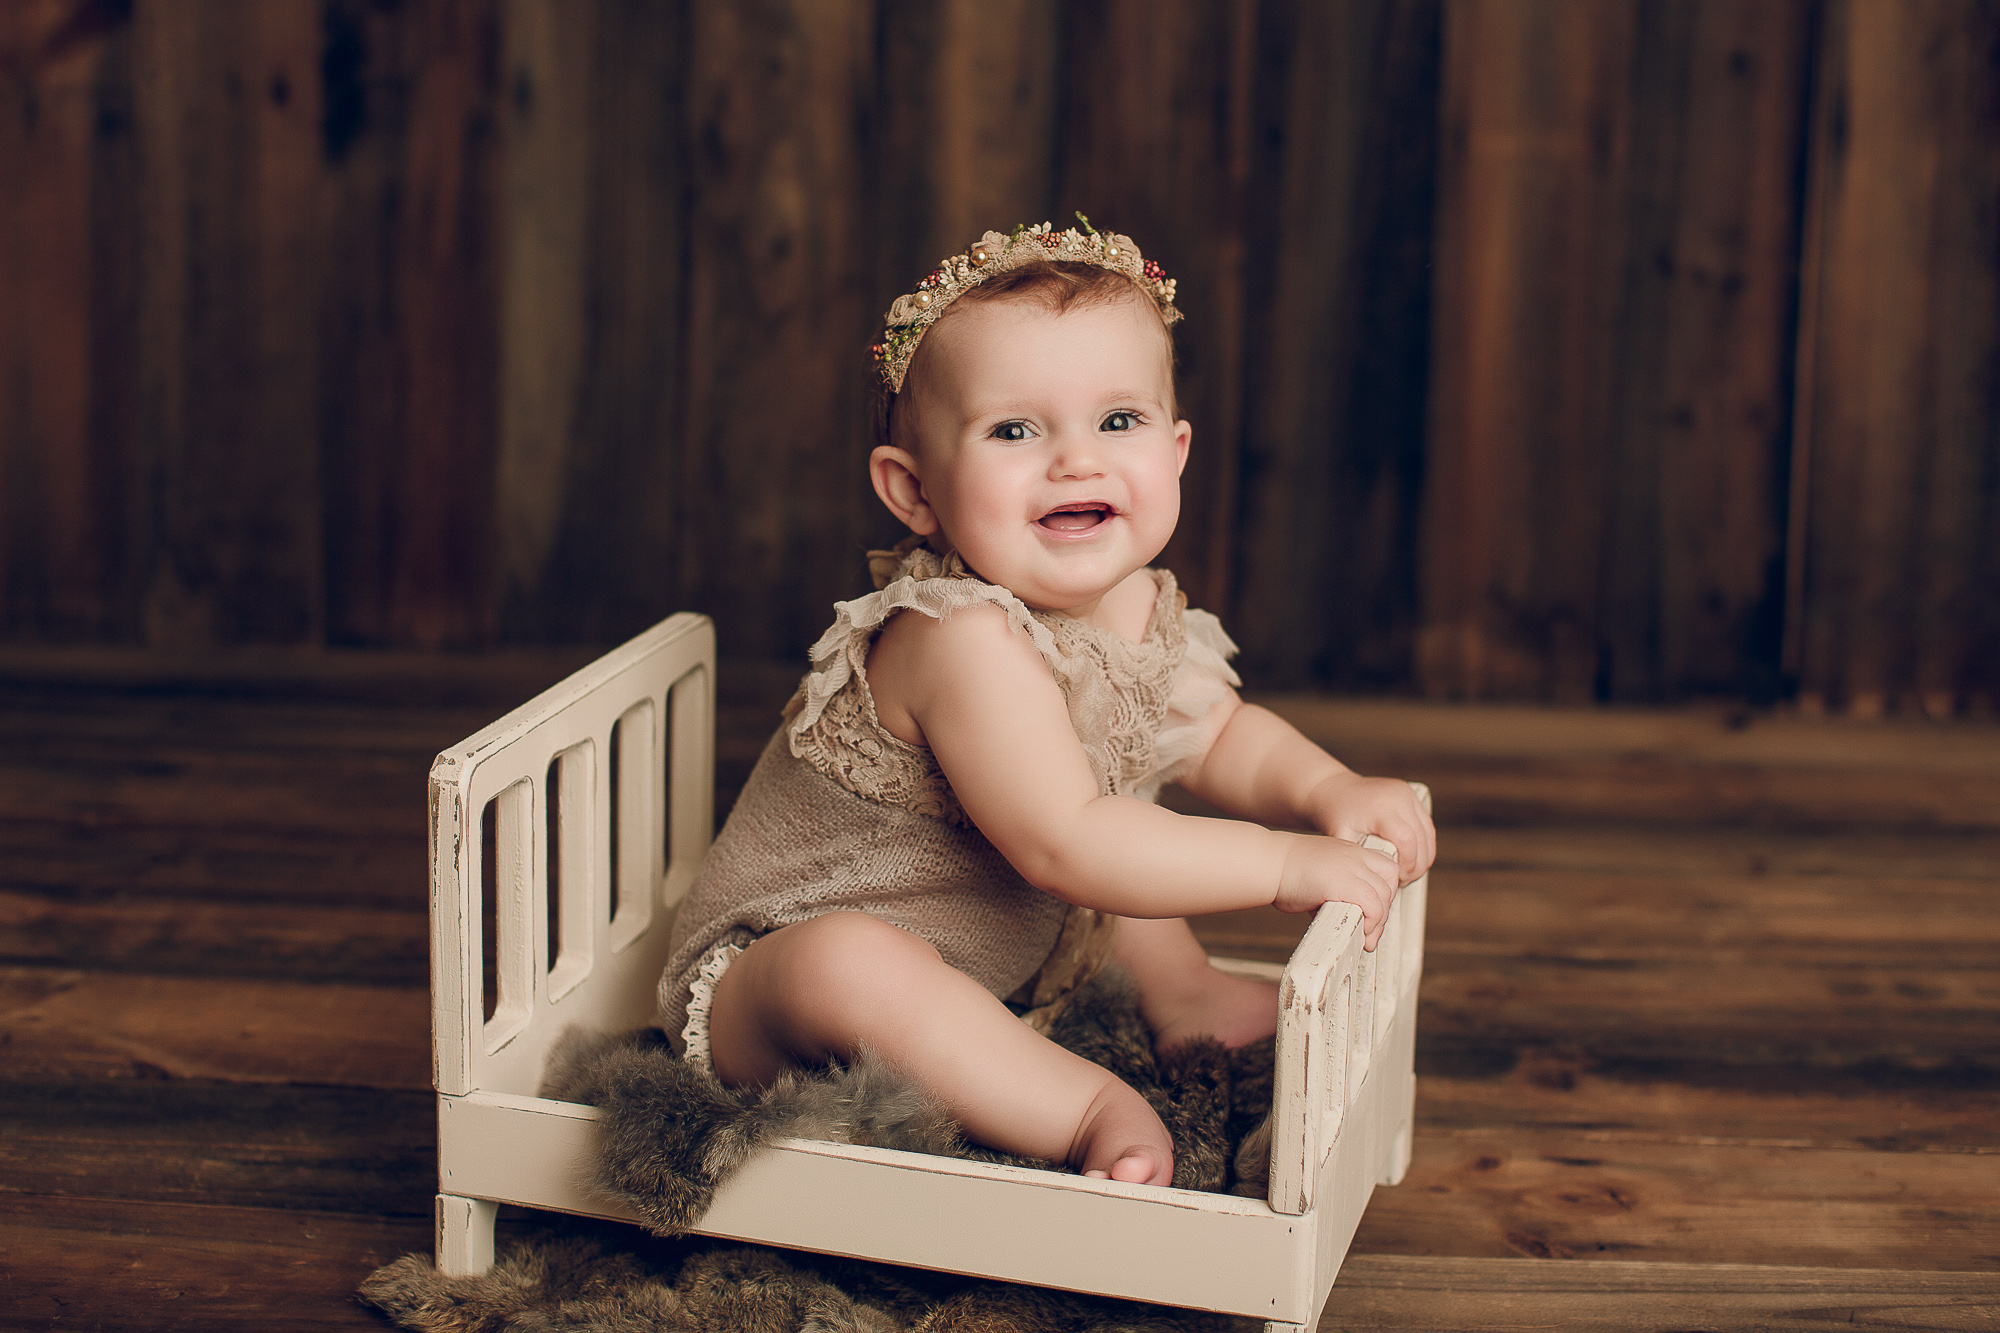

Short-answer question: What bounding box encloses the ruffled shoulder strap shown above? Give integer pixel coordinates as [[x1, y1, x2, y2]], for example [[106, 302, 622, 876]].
[[1180, 606, 1243, 688], [788, 541, 1064, 739]]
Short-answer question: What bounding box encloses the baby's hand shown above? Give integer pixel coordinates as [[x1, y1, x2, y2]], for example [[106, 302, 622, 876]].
[[1273, 835, 1401, 951], [1306, 772, 1436, 886]]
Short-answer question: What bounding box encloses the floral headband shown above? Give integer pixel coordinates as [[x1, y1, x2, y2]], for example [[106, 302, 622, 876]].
[[870, 216, 1182, 393]]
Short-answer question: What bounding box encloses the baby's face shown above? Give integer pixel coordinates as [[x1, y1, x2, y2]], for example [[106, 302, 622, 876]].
[[884, 294, 1190, 616]]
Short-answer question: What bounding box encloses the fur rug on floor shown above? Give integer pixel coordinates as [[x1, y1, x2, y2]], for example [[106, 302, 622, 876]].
[[361, 970, 1276, 1332]]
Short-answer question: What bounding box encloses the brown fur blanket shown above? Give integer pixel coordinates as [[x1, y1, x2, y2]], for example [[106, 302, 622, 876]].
[[361, 970, 1275, 1332]]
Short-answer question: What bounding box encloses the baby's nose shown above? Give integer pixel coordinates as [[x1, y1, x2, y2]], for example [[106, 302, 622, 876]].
[[1048, 434, 1106, 478]]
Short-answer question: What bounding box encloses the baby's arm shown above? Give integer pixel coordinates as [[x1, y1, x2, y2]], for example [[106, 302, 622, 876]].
[[1174, 698, 1437, 887], [869, 603, 1403, 944]]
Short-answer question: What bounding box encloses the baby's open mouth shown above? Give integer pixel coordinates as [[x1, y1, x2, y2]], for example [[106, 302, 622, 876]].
[[1037, 502, 1114, 533]]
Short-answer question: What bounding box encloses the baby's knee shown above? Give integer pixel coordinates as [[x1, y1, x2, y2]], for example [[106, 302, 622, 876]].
[[713, 913, 941, 1081], [769, 912, 941, 1017]]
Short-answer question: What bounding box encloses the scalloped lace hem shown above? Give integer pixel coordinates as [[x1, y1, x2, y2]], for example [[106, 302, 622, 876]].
[[677, 938, 749, 1076]]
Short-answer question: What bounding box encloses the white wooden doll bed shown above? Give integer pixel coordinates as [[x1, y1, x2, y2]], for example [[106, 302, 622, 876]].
[[429, 613, 1428, 1332]]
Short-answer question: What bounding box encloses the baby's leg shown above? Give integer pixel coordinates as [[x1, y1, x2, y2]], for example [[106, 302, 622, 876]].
[[1114, 916, 1279, 1053], [708, 911, 1173, 1185]]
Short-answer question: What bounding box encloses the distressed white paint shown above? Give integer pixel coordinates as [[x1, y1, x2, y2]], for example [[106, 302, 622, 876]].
[[430, 614, 1427, 1331], [430, 612, 714, 1104], [435, 1192, 497, 1277]]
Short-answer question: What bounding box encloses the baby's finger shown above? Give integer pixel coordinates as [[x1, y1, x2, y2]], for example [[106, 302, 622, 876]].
[[1416, 804, 1438, 874], [1362, 853, 1400, 904], [1349, 837, 1398, 903], [1374, 814, 1429, 883], [1357, 832, 1401, 877], [1385, 816, 1428, 883], [1360, 881, 1391, 947]]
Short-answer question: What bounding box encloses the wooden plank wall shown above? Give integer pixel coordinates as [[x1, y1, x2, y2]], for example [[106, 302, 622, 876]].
[[1421, 0, 1812, 704], [1422, 0, 2000, 713], [0, 0, 508, 650], [1788, 0, 2000, 720], [1, 0, 1995, 711]]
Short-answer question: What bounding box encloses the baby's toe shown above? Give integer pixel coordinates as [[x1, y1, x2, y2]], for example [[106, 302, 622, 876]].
[[1108, 1147, 1171, 1187]]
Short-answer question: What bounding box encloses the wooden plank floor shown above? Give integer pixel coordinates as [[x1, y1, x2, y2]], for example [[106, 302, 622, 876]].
[[1, 652, 1996, 1329]]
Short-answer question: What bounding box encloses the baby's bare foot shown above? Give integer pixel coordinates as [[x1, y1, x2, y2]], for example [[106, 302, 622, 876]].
[[1147, 968, 1280, 1055], [1083, 1147, 1170, 1184], [1073, 1081, 1174, 1187]]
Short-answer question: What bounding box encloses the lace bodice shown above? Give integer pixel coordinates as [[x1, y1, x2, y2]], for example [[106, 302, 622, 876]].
[[784, 541, 1240, 824]]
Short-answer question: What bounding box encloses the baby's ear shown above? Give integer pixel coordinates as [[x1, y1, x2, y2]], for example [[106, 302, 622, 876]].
[[1174, 418, 1192, 477], [870, 446, 939, 535]]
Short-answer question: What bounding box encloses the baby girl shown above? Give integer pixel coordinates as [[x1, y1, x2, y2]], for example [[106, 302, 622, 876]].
[[660, 220, 1435, 1188]]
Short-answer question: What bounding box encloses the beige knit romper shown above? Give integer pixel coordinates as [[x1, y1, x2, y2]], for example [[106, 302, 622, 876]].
[[658, 541, 1242, 1066]]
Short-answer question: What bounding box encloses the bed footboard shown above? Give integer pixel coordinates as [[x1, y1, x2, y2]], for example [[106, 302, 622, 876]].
[[1264, 783, 1430, 1307]]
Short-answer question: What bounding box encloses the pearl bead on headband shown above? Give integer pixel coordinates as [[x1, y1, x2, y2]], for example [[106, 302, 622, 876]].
[[870, 216, 1182, 393]]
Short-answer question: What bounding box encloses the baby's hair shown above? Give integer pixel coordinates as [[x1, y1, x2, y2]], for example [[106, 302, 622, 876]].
[[873, 259, 1181, 453], [955, 259, 1151, 318]]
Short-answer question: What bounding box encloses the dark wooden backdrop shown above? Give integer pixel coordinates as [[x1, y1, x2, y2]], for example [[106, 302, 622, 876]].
[[2, 0, 1995, 713]]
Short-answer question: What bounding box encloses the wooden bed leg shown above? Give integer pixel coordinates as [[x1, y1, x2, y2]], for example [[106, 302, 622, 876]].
[[436, 1193, 498, 1276], [1379, 1118, 1413, 1186], [1378, 1010, 1418, 1186], [1262, 1321, 1311, 1332]]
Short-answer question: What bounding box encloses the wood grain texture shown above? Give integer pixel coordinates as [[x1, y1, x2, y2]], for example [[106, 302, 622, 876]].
[[0, 637, 595, 687], [1415, 1058, 2000, 1157], [500, 0, 692, 646], [130, 0, 332, 650], [495, 0, 592, 621], [1422, 0, 1636, 702], [1417, 952, 2000, 1072], [0, 652, 788, 941], [678, 0, 881, 662], [0, 742, 425, 840], [1424, 868, 2000, 967], [1791, 0, 2000, 718], [0, 890, 427, 984], [1231, 0, 1439, 688], [0, 0, 140, 643], [0, 968, 428, 1087], [0, 821, 425, 909], [1421, 0, 1831, 707], [0, 676, 1994, 1321], [1352, 1130, 2000, 1270], [0, 1079, 433, 1215], [1597, 0, 1810, 704], [1257, 695, 2000, 830], [2, 4, 1994, 712], [1320, 1255, 2000, 1332], [1199, 868, 2000, 971], [874, 0, 1059, 290], [317, 0, 504, 650], [1434, 823, 2000, 882], [0, 1194, 434, 1333], [1055, 0, 1260, 622], [1259, 695, 2000, 771]]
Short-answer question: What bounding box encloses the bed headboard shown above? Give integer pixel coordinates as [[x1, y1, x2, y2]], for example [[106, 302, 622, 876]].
[[430, 614, 715, 1099]]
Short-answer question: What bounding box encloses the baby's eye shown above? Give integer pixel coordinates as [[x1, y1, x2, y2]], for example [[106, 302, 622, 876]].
[[1100, 410, 1141, 433], [990, 420, 1033, 442]]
